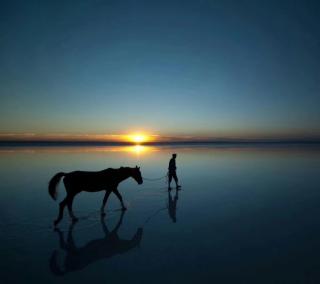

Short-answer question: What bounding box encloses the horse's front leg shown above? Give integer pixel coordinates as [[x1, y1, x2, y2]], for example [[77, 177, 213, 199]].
[[101, 190, 112, 216], [113, 188, 127, 211]]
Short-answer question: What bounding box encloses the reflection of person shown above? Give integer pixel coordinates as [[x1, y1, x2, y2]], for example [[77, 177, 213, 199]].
[[168, 153, 181, 190], [168, 190, 179, 223]]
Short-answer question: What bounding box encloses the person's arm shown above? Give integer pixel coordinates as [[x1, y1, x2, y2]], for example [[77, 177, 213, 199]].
[[169, 159, 174, 170]]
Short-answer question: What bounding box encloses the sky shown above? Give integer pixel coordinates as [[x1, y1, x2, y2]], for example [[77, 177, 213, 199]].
[[0, 0, 320, 141]]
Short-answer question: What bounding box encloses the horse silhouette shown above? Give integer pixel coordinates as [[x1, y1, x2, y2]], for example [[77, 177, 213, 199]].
[[48, 166, 143, 226], [50, 211, 143, 276]]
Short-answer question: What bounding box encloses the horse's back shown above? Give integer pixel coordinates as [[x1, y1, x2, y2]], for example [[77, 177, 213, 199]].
[[66, 168, 114, 177], [63, 168, 118, 190]]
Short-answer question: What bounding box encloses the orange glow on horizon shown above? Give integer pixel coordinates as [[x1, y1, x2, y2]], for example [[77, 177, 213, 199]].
[[0, 132, 158, 143], [1, 131, 318, 143]]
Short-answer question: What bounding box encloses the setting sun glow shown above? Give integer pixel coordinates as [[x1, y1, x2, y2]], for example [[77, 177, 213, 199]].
[[132, 135, 145, 143], [126, 133, 150, 144]]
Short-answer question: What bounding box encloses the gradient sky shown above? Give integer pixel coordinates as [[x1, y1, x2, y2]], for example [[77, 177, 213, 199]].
[[1, 0, 320, 140]]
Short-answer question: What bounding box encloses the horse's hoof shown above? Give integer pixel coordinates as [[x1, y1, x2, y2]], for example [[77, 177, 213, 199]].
[[101, 212, 106, 216], [53, 220, 59, 227], [122, 207, 127, 211]]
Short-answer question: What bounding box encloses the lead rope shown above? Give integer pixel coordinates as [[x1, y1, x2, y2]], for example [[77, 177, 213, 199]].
[[142, 172, 168, 182]]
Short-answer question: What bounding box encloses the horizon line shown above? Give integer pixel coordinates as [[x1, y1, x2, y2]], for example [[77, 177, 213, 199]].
[[1, 138, 320, 147]]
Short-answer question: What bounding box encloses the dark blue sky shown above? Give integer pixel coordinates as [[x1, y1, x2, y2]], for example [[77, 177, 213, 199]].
[[1, 0, 320, 140]]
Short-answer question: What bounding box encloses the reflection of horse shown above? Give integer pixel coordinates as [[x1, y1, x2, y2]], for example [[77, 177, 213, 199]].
[[50, 211, 143, 276], [48, 166, 143, 226], [168, 190, 179, 223]]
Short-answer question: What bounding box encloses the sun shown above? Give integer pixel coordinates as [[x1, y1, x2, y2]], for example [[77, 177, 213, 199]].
[[128, 133, 148, 144], [132, 135, 145, 143], [123, 132, 156, 144]]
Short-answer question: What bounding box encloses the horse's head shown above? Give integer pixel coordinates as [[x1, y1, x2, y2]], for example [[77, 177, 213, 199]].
[[131, 166, 143, 185]]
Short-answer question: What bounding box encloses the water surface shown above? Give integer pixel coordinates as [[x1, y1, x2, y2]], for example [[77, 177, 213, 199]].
[[1, 144, 320, 283]]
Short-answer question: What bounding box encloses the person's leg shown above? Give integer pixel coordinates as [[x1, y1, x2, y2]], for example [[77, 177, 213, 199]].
[[168, 173, 173, 190], [173, 172, 181, 188]]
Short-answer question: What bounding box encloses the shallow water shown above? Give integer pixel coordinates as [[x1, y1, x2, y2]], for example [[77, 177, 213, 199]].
[[1, 144, 320, 283]]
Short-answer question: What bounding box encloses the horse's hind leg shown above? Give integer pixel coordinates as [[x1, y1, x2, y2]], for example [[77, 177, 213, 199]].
[[113, 188, 127, 211], [54, 197, 68, 226], [63, 179, 79, 222], [54, 193, 77, 226], [67, 194, 78, 223], [101, 190, 112, 216]]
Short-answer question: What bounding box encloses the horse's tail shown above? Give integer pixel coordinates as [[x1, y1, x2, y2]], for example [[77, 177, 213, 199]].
[[49, 172, 66, 200]]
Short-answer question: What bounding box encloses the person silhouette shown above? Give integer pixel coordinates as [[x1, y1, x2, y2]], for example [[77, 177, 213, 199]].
[[168, 153, 181, 190]]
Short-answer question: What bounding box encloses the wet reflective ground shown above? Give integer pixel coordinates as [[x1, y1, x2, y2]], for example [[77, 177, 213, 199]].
[[1, 144, 320, 283]]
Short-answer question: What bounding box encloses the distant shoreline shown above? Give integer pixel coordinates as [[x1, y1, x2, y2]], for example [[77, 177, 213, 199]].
[[1, 140, 320, 147]]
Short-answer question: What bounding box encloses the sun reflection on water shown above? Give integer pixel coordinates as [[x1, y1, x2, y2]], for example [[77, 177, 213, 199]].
[[112, 145, 158, 156]]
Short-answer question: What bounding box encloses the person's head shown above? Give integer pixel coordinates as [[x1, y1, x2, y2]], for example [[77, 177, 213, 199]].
[[172, 153, 177, 159]]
